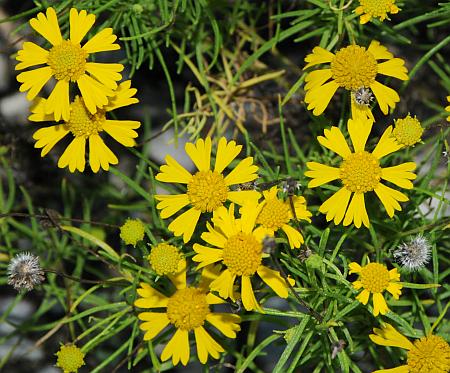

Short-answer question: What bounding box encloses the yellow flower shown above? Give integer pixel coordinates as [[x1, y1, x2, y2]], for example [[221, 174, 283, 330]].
[[16, 7, 123, 121], [55, 344, 85, 373], [253, 186, 311, 249], [305, 118, 416, 228], [29, 80, 140, 172], [355, 0, 400, 25], [155, 137, 260, 242], [303, 41, 408, 117], [370, 323, 450, 372], [349, 262, 402, 316], [392, 114, 424, 147], [445, 96, 450, 122], [120, 218, 145, 246], [148, 243, 183, 276], [192, 203, 294, 311], [135, 261, 241, 366]]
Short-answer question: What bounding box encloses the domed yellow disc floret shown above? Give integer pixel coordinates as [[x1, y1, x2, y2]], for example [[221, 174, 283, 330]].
[[47, 40, 88, 82], [120, 219, 145, 247], [331, 45, 377, 90], [166, 287, 210, 330], [187, 170, 229, 212], [407, 335, 450, 373], [359, 263, 390, 293], [340, 151, 382, 193], [67, 97, 105, 138], [55, 344, 85, 373], [148, 243, 182, 276], [392, 114, 424, 147], [256, 198, 291, 230], [222, 232, 262, 276]]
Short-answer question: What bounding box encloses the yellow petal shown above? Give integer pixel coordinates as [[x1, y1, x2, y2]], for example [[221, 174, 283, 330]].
[[69, 9, 95, 45], [305, 80, 339, 116], [44, 79, 70, 121], [389, 268, 400, 281], [104, 80, 139, 111], [154, 194, 190, 218], [350, 95, 375, 122], [372, 367, 409, 373], [356, 289, 370, 305], [138, 312, 170, 341], [367, 40, 394, 60], [77, 74, 113, 114], [343, 193, 369, 228], [303, 47, 335, 70], [372, 126, 403, 159], [33, 124, 70, 156], [211, 205, 237, 239], [241, 275, 261, 311], [257, 265, 290, 298], [167, 207, 201, 243], [381, 163, 416, 189], [17, 66, 52, 100], [372, 292, 389, 316], [29, 7, 62, 46], [370, 81, 400, 115], [206, 313, 241, 338], [214, 137, 242, 173], [377, 59, 409, 81], [210, 269, 236, 301], [359, 13, 372, 24], [88, 134, 118, 172], [240, 200, 263, 234], [347, 117, 373, 152], [304, 69, 332, 91], [85, 62, 123, 90], [369, 323, 415, 350], [374, 183, 408, 218], [161, 329, 190, 366], [82, 28, 120, 53], [291, 196, 312, 222], [227, 190, 261, 205], [201, 222, 227, 248], [184, 137, 211, 172], [28, 98, 52, 122], [135, 283, 169, 308], [155, 155, 193, 184], [224, 157, 258, 186], [103, 120, 139, 147], [317, 126, 352, 158], [194, 326, 224, 364], [281, 224, 304, 249], [348, 262, 362, 274], [168, 258, 187, 290], [319, 187, 352, 226], [58, 136, 86, 173], [15, 42, 49, 70], [305, 161, 341, 188], [386, 282, 402, 300]]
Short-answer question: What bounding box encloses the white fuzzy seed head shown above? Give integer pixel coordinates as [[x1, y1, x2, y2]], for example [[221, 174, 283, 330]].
[[393, 235, 431, 271], [7, 252, 45, 292]]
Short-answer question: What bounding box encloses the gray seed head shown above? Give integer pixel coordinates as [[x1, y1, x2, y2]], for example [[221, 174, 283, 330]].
[[393, 235, 431, 271], [353, 87, 374, 106], [7, 252, 45, 292]]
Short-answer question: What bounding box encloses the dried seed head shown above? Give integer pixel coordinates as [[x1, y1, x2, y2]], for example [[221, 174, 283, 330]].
[[353, 87, 374, 106], [7, 252, 45, 292], [262, 235, 276, 254], [282, 178, 301, 196], [393, 235, 431, 271]]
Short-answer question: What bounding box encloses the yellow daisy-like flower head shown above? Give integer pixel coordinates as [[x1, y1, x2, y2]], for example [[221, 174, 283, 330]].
[[305, 118, 416, 228], [303, 41, 408, 117], [253, 186, 311, 249], [155, 137, 260, 243], [355, 0, 400, 25], [148, 242, 183, 276], [392, 114, 424, 147], [55, 344, 85, 373], [134, 261, 241, 366], [16, 7, 124, 121], [28, 80, 140, 173], [192, 203, 294, 311], [445, 96, 450, 122], [370, 323, 450, 373], [120, 218, 145, 247], [349, 262, 402, 316]]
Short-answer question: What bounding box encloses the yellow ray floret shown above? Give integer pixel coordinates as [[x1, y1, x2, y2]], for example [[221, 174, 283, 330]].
[[155, 137, 260, 242], [305, 117, 416, 228], [29, 80, 140, 173], [135, 263, 241, 366], [193, 203, 294, 311], [16, 7, 123, 121], [303, 41, 408, 117]]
